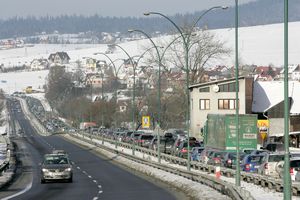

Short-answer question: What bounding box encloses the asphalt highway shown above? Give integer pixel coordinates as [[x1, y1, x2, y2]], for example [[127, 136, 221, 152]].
[[1, 98, 178, 200]]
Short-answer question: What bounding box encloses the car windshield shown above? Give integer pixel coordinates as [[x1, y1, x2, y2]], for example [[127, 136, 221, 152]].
[[44, 155, 69, 165], [248, 155, 264, 163]]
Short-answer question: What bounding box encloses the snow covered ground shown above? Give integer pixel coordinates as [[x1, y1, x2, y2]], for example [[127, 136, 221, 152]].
[[1, 21, 300, 95]]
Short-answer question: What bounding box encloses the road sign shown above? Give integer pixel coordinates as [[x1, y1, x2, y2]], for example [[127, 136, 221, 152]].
[[142, 116, 150, 129]]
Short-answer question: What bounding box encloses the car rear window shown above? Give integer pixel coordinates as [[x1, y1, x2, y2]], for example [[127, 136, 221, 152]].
[[269, 154, 285, 162], [141, 135, 154, 140], [248, 156, 264, 163], [291, 160, 300, 168]]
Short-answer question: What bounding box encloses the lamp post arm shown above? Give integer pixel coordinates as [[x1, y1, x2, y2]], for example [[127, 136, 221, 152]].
[[191, 6, 225, 32], [145, 12, 188, 48]]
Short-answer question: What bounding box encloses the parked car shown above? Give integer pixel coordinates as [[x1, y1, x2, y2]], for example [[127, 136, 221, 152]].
[[177, 141, 201, 158], [40, 152, 73, 183], [191, 147, 205, 161], [122, 130, 134, 143], [149, 136, 165, 152], [164, 129, 185, 140], [199, 149, 215, 164], [170, 135, 187, 156], [241, 154, 265, 172], [222, 152, 246, 169], [257, 152, 285, 177], [136, 134, 154, 148], [129, 131, 142, 144], [207, 151, 227, 166], [164, 138, 176, 154], [276, 157, 300, 181]]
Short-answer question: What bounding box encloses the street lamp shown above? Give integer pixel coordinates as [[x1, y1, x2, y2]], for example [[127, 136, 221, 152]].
[[283, 0, 291, 199], [144, 6, 227, 171], [128, 29, 163, 163], [234, 0, 241, 187], [112, 44, 137, 155]]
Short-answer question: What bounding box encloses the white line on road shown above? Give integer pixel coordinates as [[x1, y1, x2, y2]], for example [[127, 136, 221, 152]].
[[2, 181, 32, 200], [93, 180, 97, 183], [98, 191, 103, 194], [88, 175, 92, 179]]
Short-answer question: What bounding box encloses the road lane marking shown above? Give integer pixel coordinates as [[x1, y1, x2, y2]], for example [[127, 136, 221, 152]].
[[2, 181, 32, 200], [88, 175, 92, 178]]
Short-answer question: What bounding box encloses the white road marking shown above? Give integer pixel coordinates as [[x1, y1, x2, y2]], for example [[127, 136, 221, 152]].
[[98, 185, 102, 188], [98, 191, 103, 194], [88, 175, 92, 179], [93, 180, 97, 183], [93, 197, 98, 200], [2, 181, 32, 200], [77, 166, 80, 170]]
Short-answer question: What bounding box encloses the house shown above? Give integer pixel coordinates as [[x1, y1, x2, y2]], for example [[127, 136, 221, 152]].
[[189, 77, 254, 139], [30, 58, 49, 70], [189, 77, 300, 146], [85, 74, 105, 88], [84, 58, 97, 71], [48, 52, 70, 65], [278, 64, 300, 81], [252, 81, 300, 146], [253, 66, 277, 81]]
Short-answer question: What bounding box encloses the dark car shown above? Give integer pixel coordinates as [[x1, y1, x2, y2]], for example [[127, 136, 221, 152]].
[[137, 134, 154, 148], [177, 141, 201, 158], [222, 152, 246, 169], [207, 151, 227, 166], [191, 147, 205, 161], [40, 153, 73, 183], [149, 136, 166, 152]]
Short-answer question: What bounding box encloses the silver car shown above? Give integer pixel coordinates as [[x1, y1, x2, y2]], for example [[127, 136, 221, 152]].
[[40, 153, 73, 183]]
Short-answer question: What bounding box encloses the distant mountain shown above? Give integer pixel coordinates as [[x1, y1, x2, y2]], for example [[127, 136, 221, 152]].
[[0, 0, 299, 39]]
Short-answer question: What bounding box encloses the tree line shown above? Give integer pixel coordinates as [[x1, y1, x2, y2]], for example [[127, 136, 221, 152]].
[[1, 0, 300, 40]]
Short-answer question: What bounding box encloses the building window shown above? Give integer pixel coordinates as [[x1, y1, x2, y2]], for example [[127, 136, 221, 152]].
[[218, 99, 238, 110], [199, 87, 210, 92], [219, 82, 238, 92], [199, 99, 210, 110]]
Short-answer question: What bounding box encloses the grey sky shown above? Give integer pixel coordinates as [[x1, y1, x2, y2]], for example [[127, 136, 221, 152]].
[[0, 0, 256, 19]]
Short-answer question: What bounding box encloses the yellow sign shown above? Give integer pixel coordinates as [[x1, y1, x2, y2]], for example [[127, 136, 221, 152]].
[[261, 132, 267, 140], [142, 116, 150, 128], [257, 120, 269, 128]]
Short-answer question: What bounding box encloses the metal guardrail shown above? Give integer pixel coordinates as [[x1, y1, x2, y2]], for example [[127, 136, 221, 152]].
[[72, 132, 253, 200]]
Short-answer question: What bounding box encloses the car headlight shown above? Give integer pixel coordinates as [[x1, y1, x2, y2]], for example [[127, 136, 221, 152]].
[[42, 168, 49, 172], [65, 167, 72, 172]]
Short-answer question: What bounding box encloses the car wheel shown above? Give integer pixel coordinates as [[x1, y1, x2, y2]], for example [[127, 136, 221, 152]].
[[68, 177, 73, 183], [41, 179, 45, 184]]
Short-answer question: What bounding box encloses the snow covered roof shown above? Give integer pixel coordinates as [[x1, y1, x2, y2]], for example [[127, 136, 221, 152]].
[[252, 81, 300, 115]]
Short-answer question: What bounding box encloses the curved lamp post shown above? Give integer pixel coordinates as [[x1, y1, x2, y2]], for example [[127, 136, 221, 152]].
[[144, 6, 227, 171], [283, 0, 291, 199], [128, 29, 163, 163], [94, 53, 124, 128], [111, 44, 137, 155]]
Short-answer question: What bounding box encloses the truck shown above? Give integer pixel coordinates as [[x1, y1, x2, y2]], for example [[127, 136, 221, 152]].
[[203, 114, 258, 151]]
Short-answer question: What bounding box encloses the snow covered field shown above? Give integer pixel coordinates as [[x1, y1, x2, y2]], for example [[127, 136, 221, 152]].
[[1, 21, 300, 95]]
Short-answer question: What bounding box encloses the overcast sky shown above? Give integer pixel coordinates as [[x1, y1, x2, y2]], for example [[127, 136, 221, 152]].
[[0, 0, 257, 19]]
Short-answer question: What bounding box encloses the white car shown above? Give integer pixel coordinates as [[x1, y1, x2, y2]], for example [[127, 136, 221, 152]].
[[276, 157, 300, 181], [257, 153, 285, 177]]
